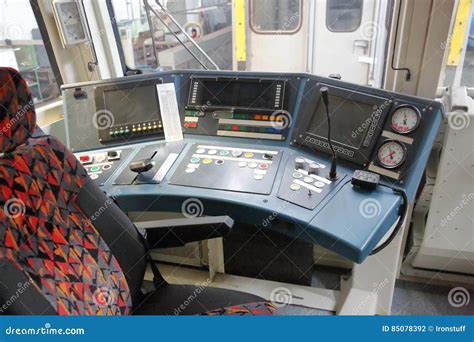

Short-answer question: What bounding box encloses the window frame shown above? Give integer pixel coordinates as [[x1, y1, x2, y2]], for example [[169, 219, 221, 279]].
[[325, 0, 364, 33], [249, 0, 303, 35]]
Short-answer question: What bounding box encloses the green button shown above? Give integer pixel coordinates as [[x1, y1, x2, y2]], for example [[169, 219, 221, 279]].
[[225, 125, 232, 130], [220, 150, 230, 156], [90, 166, 101, 172], [191, 157, 200, 163]]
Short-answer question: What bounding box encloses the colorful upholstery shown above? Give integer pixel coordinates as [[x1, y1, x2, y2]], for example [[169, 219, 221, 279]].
[[0, 68, 36, 153], [0, 68, 131, 315], [201, 302, 276, 316]]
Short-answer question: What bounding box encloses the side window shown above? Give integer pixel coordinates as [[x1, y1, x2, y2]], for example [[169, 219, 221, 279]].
[[0, 0, 60, 106], [250, 0, 302, 34], [109, 0, 232, 72], [326, 0, 363, 32]]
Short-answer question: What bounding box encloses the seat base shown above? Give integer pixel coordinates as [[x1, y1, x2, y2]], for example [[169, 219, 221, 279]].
[[133, 284, 274, 315]]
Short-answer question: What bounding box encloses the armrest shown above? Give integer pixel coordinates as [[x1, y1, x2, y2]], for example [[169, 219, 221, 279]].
[[134, 216, 234, 248]]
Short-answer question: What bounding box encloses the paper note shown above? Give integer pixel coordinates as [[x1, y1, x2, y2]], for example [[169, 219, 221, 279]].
[[156, 83, 183, 142]]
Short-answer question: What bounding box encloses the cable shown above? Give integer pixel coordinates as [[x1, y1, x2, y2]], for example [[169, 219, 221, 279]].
[[369, 185, 408, 255]]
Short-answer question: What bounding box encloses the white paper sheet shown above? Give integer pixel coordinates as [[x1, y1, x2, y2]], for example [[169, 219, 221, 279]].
[[156, 83, 183, 142]]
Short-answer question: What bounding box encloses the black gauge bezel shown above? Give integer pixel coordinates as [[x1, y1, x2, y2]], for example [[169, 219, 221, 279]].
[[390, 105, 421, 134], [377, 139, 407, 169]]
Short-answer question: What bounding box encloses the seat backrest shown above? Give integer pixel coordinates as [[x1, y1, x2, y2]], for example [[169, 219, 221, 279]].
[[0, 68, 147, 315]]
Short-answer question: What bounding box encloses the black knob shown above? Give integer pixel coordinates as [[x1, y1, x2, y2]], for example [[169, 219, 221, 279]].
[[129, 159, 154, 173]]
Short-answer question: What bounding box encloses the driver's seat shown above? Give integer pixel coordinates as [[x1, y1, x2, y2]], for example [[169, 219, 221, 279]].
[[0, 67, 275, 316]]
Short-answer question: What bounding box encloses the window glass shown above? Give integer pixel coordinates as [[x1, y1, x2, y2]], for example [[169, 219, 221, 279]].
[[250, 0, 301, 33], [326, 0, 363, 32], [0, 0, 60, 106], [110, 0, 232, 72]]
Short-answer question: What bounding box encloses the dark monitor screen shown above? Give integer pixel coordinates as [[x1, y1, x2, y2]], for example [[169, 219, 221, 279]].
[[198, 79, 280, 109], [308, 95, 375, 150], [103, 85, 160, 125]]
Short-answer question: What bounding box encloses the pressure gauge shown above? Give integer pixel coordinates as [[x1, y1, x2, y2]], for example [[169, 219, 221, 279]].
[[390, 106, 420, 134], [377, 140, 406, 169]]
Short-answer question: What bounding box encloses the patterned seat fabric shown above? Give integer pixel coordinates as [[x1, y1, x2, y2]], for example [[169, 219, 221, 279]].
[[0, 68, 131, 315], [201, 302, 276, 316]]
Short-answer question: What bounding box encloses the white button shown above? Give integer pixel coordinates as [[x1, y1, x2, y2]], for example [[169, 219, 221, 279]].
[[290, 183, 301, 191], [232, 150, 243, 157], [185, 168, 196, 173], [196, 148, 206, 154], [253, 174, 264, 180], [90, 174, 99, 180], [208, 149, 217, 155], [303, 177, 313, 183], [248, 162, 258, 169], [314, 181, 325, 188], [292, 172, 303, 179], [238, 162, 248, 168]]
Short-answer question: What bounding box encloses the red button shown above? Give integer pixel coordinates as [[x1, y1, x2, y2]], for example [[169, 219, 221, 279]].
[[259, 164, 269, 170], [79, 155, 91, 163], [232, 125, 239, 131]]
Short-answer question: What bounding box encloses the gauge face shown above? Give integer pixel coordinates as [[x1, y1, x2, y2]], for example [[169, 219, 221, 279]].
[[391, 106, 420, 134], [377, 140, 406, 169]]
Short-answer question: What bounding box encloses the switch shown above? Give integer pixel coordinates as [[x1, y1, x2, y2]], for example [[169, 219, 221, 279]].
[[295, 157, 306, 170], [308, 163, 320, 175], [351, 170, 380, 190], [107, 150, 121, 161]]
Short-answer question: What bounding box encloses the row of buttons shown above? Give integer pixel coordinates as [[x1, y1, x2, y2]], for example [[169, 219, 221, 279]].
[[222, 125, 282, 133], [88, 164, 112, 173], [292, 172, 326, 189], [109, 123, 162, 136]]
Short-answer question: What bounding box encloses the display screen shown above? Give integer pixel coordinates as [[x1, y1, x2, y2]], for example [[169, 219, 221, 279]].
[[195, 79, 283, 110], [307, 95, 375, 149], [103, 85, 160, 125]]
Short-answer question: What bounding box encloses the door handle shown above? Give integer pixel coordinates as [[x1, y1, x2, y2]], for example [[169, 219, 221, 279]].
[[353, 40, 369, 54]]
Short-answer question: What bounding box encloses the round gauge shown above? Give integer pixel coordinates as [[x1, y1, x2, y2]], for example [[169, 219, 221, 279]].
[[390, 106, 420, 134], [377, 140, 406, 169]]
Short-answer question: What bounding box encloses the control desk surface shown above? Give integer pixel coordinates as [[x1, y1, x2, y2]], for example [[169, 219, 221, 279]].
[[62, 70, 443, 263]]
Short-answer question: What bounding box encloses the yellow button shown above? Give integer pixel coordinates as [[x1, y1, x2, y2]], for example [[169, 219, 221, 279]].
[[244, 152, 254, 158], [203, 159, 213, 164]]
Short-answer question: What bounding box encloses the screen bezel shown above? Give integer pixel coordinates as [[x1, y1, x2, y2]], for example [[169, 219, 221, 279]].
[[186, 76, 287, 112], [292, 83, 392, 166], [94, 78, 163, 144]]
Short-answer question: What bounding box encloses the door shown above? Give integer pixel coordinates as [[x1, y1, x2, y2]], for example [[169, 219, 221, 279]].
[[311, 0, 381, 85], [244, 0, 309, 72]]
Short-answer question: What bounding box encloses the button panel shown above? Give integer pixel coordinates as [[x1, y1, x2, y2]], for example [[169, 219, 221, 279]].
[[169, 144, 282, 195]]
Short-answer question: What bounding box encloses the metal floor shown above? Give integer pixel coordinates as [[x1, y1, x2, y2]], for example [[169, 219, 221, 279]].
[[274, 267, 474, 316]]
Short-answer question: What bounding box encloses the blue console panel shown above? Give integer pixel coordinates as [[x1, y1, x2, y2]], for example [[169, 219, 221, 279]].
[[62, 70, 443, 263]]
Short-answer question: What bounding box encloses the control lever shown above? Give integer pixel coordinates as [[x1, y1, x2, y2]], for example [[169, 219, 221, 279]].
[[319, 87, 339, 181], [129, 159, 154, 173]]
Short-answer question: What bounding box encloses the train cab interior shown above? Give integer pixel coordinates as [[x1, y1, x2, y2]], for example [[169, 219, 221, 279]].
[[0, 0, 473, 317]]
